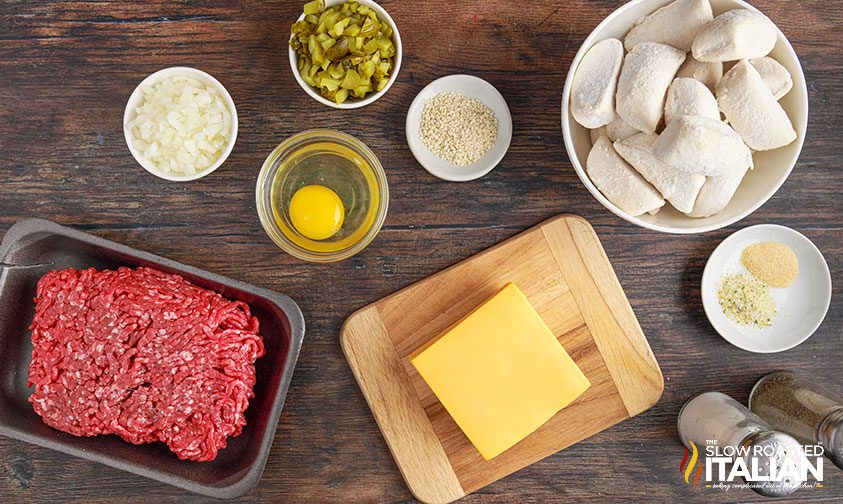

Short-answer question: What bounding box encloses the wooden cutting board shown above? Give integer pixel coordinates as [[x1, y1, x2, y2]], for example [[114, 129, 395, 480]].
[[340, 215, 663, 504]]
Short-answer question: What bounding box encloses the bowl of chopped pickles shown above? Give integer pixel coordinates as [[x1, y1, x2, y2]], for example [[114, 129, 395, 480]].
[[289, 0, 401, 108]]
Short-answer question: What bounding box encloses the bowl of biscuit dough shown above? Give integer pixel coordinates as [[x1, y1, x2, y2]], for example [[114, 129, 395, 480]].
[[561, 0, 808, 234]]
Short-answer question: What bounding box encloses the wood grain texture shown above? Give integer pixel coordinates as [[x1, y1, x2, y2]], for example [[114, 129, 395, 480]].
[[0, 0, 841, 502], [543, 216, 663, 417], [341, 307, 465, 504], [340, 215, 660, 502]]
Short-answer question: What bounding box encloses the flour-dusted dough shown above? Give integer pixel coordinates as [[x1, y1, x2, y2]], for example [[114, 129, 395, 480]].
[[653, 115, 753, 177], [616, 42, 686, 134], [590, 127, 607, 145], [623, 0, 714, 52], [665, 78, 720, 125], [749, 56, 793, 100], [687, 165, 751, 218], [590, 117, 639, 146], [605, 116, 639, 142], [676, 55, 723, 90], [571, 38, 624, 129], [717, 60, 796, 151], [587, 136, 665, 216], [692, 9, 778, 62], [614, 133, 706, 214]]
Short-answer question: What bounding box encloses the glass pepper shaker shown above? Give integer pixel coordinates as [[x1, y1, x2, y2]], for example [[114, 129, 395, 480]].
[[678, 391, 805, 497], [750, 371, 843, 470]]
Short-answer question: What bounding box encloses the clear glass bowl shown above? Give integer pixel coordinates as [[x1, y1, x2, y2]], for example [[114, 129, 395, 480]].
[[256, 129, 389, 262]]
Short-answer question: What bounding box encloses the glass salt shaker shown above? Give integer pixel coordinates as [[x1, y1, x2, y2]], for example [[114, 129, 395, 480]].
[[678, 391, 805, 497], [750, 371, 843, 470]]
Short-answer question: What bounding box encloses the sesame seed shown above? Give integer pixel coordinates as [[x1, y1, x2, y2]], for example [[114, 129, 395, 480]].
[[419, 92, 498, 166]]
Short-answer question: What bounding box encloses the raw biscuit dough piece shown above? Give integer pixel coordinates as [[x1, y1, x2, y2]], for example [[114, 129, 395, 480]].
[[571, 39, 624, 129], [749, 56, 793, 100], [676, 55, 723, 90], [692, 9, 778, 62], [590, 127, 607, 145], [587, 136, 665, 216], [665, 78, 721, 125], [616, 42, 687, 134], [614, 133, 706, 214], [687, 164, 751, 218], [717, 60, 796, 151], [623, 0, 714, 52], [605, 116, 640, 142], [653, 115, 753, 177], [590, 118, 638, 146]]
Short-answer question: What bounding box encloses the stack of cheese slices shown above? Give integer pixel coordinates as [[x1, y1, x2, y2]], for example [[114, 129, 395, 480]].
[[570, 0, 797, 218]]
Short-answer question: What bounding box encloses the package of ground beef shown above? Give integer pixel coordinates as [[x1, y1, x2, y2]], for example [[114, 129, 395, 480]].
[[27, 266, 265, 462]]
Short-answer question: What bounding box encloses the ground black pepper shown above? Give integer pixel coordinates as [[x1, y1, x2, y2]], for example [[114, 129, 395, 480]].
[[750, 371, 843, 470]]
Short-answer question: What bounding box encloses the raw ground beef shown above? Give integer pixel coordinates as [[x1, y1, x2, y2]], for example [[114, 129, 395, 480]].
[[27, 266, 265, 462]]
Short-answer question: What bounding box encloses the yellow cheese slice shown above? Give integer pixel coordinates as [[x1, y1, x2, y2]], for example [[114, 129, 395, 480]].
[[410, 283, 591, 460]]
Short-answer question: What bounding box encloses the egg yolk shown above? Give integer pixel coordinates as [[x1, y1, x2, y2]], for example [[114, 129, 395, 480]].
[[289, 185, 345, 241]]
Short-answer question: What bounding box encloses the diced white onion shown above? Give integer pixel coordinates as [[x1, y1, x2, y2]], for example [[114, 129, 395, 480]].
[[129, 75, 231, 176]]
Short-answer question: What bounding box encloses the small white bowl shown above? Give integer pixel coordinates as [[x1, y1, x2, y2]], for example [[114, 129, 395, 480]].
[[701, 225, 832, 353], [123, 66, 238, 182], [405, 74, 513, 182], [288, 0, 402, 109], [561, 0, 809, 234]]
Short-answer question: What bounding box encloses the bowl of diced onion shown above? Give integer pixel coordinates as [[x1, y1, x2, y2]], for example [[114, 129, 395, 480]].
[[288, 0, 402, 109], [123, 67, 238, 182]]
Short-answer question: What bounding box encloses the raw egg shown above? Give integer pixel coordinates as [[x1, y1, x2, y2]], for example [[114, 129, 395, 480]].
[[289, 185, 345, 241]]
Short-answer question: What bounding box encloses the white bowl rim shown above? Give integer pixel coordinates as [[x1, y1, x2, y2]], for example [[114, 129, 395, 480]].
[[123, 66, 239, 182], [560, 0, 809, 234], [700, 224, 832, 353], [404, 73, 513, 182], [287, 0, 403, 110]]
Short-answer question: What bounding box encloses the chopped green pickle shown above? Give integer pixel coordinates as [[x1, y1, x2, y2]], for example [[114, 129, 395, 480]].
[[303, 0, 324, 16], [291, 0, 396, 104]]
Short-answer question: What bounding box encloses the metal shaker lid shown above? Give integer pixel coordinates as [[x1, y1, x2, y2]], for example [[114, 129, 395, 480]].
[[818, 408, 843, 471], [740, 431, 805, 498]]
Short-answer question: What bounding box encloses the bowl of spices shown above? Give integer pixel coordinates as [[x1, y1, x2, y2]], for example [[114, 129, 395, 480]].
[[256, 129, 389, 262], [701, 224, 832, 353], [405, 74, 513, 182], [288, 0, 401, 108]]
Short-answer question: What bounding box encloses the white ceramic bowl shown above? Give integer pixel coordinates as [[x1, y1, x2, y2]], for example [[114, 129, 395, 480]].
[[405, 74, 513, 182], [701, 225, 832, 353], [288, 0, 402, 109], [561, 0, 809, 234], [123, 66, 238, 182]]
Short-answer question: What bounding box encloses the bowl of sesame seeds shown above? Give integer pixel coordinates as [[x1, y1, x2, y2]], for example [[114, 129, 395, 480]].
[[405, 74, 512, 182]]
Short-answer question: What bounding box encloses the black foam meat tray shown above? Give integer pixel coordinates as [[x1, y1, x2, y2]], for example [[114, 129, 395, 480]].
[[0, 218, 305, 499]]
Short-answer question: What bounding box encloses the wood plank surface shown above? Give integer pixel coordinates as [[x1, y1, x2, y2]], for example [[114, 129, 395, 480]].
[[1, 0, 842, 503]]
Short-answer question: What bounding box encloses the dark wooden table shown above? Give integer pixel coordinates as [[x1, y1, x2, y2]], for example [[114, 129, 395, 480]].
[[1, 1, 841, 502]]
